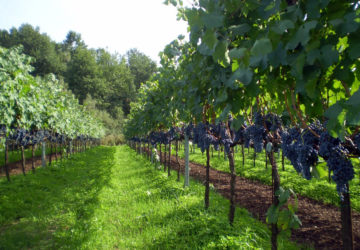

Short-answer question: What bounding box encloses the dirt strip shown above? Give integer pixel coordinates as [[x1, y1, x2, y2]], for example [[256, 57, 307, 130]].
[[153, 151, 360, 250], [0, 153, 63, 176]]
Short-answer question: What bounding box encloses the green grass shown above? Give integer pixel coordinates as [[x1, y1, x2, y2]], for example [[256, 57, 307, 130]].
[[0, 145, 308, 249], [169, 144, 360, 212]]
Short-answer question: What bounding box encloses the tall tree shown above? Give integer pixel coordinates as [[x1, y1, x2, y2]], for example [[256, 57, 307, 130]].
[[65, 47, 100, 104], [0, 24, 65, 76], [126, 48, 157, 89], [96, 48, 135, 116]]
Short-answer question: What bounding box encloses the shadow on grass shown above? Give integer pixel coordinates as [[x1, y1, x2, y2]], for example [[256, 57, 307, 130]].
[[0, 146, 115, 249]]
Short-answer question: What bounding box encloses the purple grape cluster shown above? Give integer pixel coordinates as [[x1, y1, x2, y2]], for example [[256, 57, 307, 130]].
[[319, 132, 354, 194], [281, 125, 320, 180]]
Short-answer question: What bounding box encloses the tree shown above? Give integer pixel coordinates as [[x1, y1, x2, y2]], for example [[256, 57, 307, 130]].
[[65, 47, 100, 104], [0, 24, 66, 76], [96, 48, 136, 116], [126, 48, 157, 89]]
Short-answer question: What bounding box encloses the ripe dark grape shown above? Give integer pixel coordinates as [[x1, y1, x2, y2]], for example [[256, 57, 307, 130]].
[[319, 132, 354, 194]]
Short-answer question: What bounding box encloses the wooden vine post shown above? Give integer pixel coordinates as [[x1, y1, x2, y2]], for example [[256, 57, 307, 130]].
[[340, 184, 354, 250], [184, 134, 190, 187], [268, 144, 280, 250], [4, 140, 10, 181], [21, 146, 26, 176], [168, 140, 172, 177], [203, 105, 210, 210], [31, 144, 36, 173]]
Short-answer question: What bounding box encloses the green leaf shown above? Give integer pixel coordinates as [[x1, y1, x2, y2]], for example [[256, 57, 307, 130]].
[[228, 67, 253, 86], [217, 104, 232, 122], [213, 41, 230, 66], [345, 89, 360, 126], [320, 45, 339, 68], [203, 29, 218, 50], [201, 11, 224, 29], [268, 43, 287, 67], [324, 102, 346, 139], [266, 204, 279, 224], [229, 24, 251, 36], [305, 0, 320, 19], [251, 38, 272, 57], [333, 66, 354, 84], [306, 49, 320, 65], [278, 210, 291, 230], [289, 214, 302, 229], [291, 52, 306, 80], [271, 20, 294, 34], [198, 43, 213, 56], [228, 48, 247, 60], [216, 89, 228, 103], [287, 21, 318, 50], [231, 116, 244, 130], [348, 35, 360, 60], [278, 188, 290, 205]]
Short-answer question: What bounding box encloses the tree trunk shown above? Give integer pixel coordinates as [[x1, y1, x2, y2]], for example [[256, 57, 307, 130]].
[[205, 147, 210, 209], [21, 146, 26, 176], [228, 148, 236, 225], [340, 184, 354, 250]]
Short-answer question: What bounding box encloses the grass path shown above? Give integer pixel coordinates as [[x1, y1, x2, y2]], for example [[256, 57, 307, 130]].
[[0, 146, 304, 249]]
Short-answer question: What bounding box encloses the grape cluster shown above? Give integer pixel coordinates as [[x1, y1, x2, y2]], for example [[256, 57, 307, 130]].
[[247, 125, 266, 152], [233, 126, 245, 144], [281, 125, 320, 180], [319, 132, 354, 194], [8, 129, 31, 147], [219, 122, 233, 154], [265, 113, 282, 132], [184, 122, 193, 138]]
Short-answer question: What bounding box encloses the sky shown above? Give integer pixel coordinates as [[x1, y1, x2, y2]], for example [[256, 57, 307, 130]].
[[0, 0, 189, 63]]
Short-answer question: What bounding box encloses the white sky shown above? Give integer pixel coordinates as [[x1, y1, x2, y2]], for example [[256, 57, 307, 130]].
[[0, 0, 189, 63]]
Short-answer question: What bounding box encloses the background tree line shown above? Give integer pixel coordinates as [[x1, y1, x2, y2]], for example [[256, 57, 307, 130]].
[[0, 24, 157, 144]]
